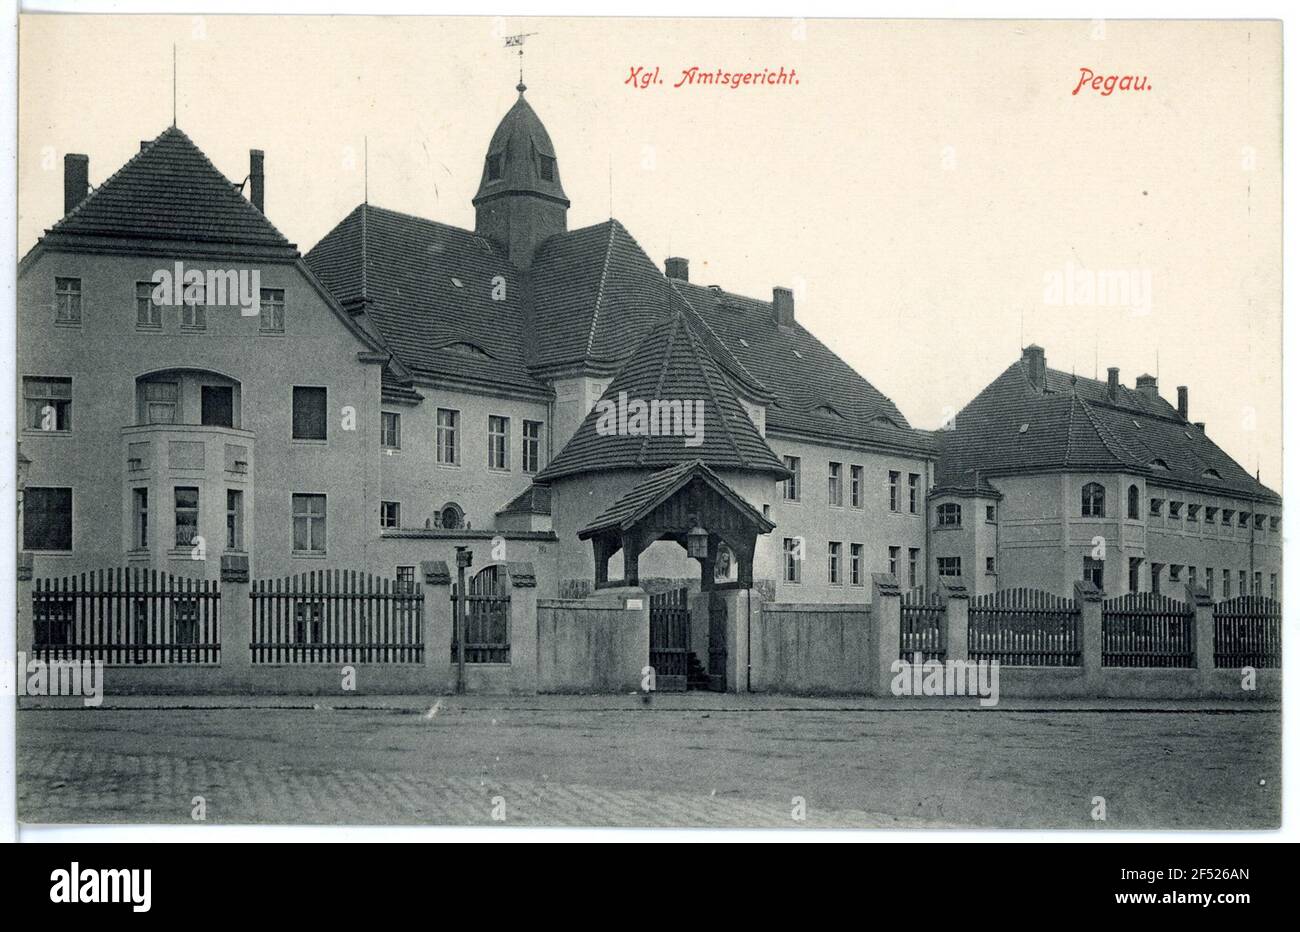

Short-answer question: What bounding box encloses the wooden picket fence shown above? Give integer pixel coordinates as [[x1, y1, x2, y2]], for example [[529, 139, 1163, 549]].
[[1102, 593, 1194, 668], [900, 587, 946, 662], [30, 568, 221, 665], [1213, 596, 1281, 669], [968, 587, 1080, 666], [250, 570, 423, 664]]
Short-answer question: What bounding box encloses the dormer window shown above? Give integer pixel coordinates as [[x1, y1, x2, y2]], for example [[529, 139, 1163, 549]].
[[814, 404, 845, 420], [486, 153, 503, 181], [1202, 468, 1223, 480], [1150, 458, 1169, 470], [539, 154, 556, 181]]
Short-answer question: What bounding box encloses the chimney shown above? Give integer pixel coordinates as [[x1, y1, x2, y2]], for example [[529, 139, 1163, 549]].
[[1021, 344, 1046, 391], [249, 149, 265, 213], [1177, 385, 1188, 420], [772, 287, 795, 327], [1135, 373, 1158, 400], [665, 257, 689, 282], [1194, 421, 1205, 432], [63, 153, 89, 215], [1106, 367, 1119, 402]]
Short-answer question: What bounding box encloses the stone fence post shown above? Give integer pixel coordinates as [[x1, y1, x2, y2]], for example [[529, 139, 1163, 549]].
[[1188, 582, 1215, 689], [421, 560, 452, 689], [220, 554, 251, 682], [1075, 579, 1103, 692], [940, 576, 969, 663], [504, 562, 538, 693], [870, 573, 901, 696], [16, 551, 33, 655]]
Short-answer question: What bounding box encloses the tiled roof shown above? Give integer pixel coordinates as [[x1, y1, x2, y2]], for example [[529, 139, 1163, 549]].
[[579, 460, 775, 539], [534, 306, 790, 483], [498, 484, 552, 516], [673, 281, 934, 454], [305, 204, 548, 394], [39, 126, 295, 254], [936, 357, 1280, 504]]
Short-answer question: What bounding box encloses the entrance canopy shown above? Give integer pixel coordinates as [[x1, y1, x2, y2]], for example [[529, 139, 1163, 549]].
[[578, 460, 775, 590]]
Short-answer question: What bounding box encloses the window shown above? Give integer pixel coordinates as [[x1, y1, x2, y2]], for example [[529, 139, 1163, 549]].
[[1150, 498, 1164, 517], [293, 494, 327, 553], [523, 420, 543, 473], [438, 502, 464, 530], [1186, 503, 1200, 521], [23, 377, 72, 432], [1222, 569, 1231, 598], [539, 154, 556, 181], [986, 556, 996, 575], [1169, 564, 1183, 583], [174, 487, 199, 548], [259, 288, 285, 332], [1205, 506, 1218, 523], [888, 545, 899, 578], [827, 542, 842, 585], [1168, 501, 1183, 520], [140, 380, 179, 424], [55, 277, 81, 324], [226, 490, 243, 550], [986, 504, 997, 523], [851, 543, 864, 586], [1238, 512, 1249, 528], [782, 456, 801, 501], [380, 500, 400, 529], [380, 412, 401, 450], [1254, 514, 1266, 530], [1270, 574, 1277, 600], [136, 281, 161, 329], [488, 415, 510, 470], [888, 471, 901, 512], [783, 538, 802, 584], [908, 473, 920, 514], [1081, 482, 1105, 517], [292, 387, 327, 441], [181, 283, 206, 330], [486, 152, 503, 181], [436, 408, 459, 465], [1270, 516, 1280, 532], [1127, 484, 1140, 520], [133, 488, 148, 550], [1189, 567, 1198, 588], [937, 557, 961, 578], [1129, 557, 1142, 593], [1205, 569, 1214, 598], [908, 548, 919, 589], [396, 566, 416, 594], [1083, 557, 1104, 589], [849, 465, 863, 508], [936, 502, 961, 527], [201, 385, 234, 428], [1222, 509, 1233, 526], [1151, 563, 1164, 597], [1254, 572, 1262, 596], [828, 462, 843, 506]]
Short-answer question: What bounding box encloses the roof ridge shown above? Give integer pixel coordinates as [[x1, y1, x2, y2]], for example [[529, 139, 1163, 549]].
[[634, 309, 682, 467], [584, 220, 619, 360], [684, 309, 747, 467]]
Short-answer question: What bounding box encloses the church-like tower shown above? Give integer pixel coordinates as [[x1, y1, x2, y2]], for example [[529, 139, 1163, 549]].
[[472, 82, 569, 269]]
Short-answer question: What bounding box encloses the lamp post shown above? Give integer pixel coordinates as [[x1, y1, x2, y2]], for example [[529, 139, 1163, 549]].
[[454, 546, 472, 695]]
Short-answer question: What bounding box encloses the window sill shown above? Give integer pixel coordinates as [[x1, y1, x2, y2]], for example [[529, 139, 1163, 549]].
[[259, 330, 286, 337], [136, 325, 162, 333], [292, 550, 327, 559], [22, 429, 72, 438], [436, 462, 462, 469], [167, 549, 204, 559], [291, 438, 328, 446], [53, 320, 83, 330]]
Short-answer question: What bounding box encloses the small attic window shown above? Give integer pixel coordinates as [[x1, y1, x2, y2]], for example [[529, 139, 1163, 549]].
[[443, 342, 490, 358], [539, 155, 556, 181], [451, 278, 464, 288], [1183, 431, 1193, 439], [1133, 419, 1142, 428], [1202, 468, 1223, 480], [814, 404, 845, 420], [738, 337, 750, 347], [1150, 458, 1169, 470], [486, 153, 503, 181], [1018, 423, 1029, 434], [792, 349, 804, 359]]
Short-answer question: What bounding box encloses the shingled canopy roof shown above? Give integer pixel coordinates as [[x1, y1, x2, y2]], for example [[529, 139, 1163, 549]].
[[33, 126, 296, 258], [936, 354, 1280, 504], [534, 304, 790, 483]]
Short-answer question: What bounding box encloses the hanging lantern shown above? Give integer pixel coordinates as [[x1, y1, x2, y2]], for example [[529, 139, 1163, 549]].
[[686, 523, 709, 560]]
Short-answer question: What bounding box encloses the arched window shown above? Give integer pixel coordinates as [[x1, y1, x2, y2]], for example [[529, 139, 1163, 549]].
[[437, 502, 465, 530], [1082, 482, 1106, 517], [1127, 484, 1140, 520]]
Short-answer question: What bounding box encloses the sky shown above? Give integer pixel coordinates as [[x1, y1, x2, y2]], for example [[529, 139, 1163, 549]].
[[17, 15, 1282, 489]]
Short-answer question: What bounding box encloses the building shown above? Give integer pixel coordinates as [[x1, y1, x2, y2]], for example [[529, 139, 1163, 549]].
[[16, 81, 1276, 615], [930, 345, 1282, 599]]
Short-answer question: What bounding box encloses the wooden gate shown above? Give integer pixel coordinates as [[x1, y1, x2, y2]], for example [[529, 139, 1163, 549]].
[[452, 565, 511, 663], [649, 587, 690, 691], [707, 590, 727, 692]]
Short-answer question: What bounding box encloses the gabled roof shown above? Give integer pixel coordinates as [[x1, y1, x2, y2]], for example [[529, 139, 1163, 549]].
[[673, 280, 934, 455], [34, 126, 295, 257], [305, 203, 549, 395], [534, 306, 790, 483], [579, 460, 775, 539], [936, 356, 1280, 504]]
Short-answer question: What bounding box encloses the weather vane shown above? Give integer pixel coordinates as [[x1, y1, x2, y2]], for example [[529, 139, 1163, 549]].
[[503, 32, 538, 89]]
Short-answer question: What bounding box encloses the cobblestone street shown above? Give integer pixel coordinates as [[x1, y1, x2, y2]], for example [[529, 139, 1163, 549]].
[[17, 696, 1282, 829]]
